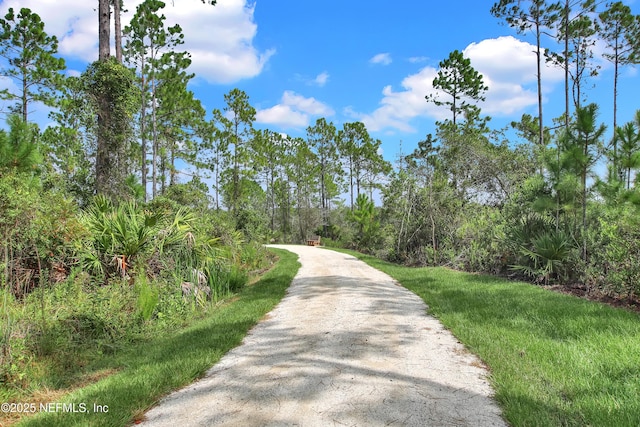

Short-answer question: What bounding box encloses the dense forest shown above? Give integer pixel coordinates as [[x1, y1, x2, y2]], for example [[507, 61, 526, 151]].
[[1, 0, 639, 401]]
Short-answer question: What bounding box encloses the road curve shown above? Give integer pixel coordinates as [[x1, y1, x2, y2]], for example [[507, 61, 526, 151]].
[[138, 245, 507, 426]]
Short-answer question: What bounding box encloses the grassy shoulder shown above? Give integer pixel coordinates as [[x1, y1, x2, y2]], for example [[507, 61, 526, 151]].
[[15, 248, 299, 427], [333, 248, 640, 427]]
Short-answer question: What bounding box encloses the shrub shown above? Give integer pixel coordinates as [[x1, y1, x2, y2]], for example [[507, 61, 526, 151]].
[[585, 206, 640, 298]]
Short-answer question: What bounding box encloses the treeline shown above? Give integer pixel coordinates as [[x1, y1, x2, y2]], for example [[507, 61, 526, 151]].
[[379, 0, 640, 299]]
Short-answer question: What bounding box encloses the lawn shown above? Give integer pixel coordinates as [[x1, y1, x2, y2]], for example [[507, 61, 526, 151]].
[[337, 249, 640, 427]]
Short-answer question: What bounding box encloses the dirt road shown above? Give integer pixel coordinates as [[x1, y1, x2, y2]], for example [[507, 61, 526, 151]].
[[138, 245, 507, 426]]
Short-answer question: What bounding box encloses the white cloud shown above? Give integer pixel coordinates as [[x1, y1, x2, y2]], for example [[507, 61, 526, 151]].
[[255, 104, 309, 129], [463, 36, 564, 116], [408, 56, 428, 63], [355, 36, 566, 133], [313, 71, 330, 87], [256, 91, 334, 129], [354, 67, 446, 133], [281, 91, 334, 116], [370, 52, 392, 66], [0, 0, 273, 84]]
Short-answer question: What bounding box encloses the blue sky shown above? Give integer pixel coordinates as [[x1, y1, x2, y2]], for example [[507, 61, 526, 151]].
[[1, 0, 639, 165]]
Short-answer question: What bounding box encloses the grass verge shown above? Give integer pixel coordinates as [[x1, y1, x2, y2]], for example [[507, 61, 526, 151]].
[[335, 248, 640, 427], [16, 248, 299, 427]]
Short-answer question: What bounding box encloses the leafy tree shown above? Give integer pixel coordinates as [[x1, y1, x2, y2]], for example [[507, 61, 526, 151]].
[[96, 0, 217, 200], [511, 113, 552, 175], [337, 122, 388, 209], [433, 114, 536, 208], [288, 136, 319, 242], [360, 137, 392, 200], [382, 146, 461, 265], [491, 0, 561, 146], [0, 7, 66, 122], [253, 129, 285, 234], [426, 50, 488, 126], [163, 176, 211, 211]]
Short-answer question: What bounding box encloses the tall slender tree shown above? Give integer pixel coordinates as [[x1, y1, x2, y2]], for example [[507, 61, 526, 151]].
[[598, 1, 639, 176], [113, 0, 123, 63], [307, 118, 340, 234], [124, 0, 188, 199], [96, 0, 216, 198], [203, 108, 231, 211], [615, 112, 640, 189], [426, 50, 488, 126], [0, 8, 66, 122], [254, 129, 286, 234], [155, 60, 204, 189], [491, 0, 561, 147], [563, 103, 606, 260], [546, 0, 598, 128], [221, 88, 256, 216]]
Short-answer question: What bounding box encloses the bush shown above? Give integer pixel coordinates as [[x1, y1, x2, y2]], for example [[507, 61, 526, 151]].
[[585, 206, 640, 298], [454, 206, 508, 274]]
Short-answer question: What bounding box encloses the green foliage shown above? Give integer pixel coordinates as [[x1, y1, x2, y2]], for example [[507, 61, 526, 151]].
[[512, 229, 573, 284], [83, 58, 138, 198], [0, 169, 82, 298], [162, 177, 211, 211], [0, 115, 42, 174], [0, 7, 66, 121], [15, 249, 297, 427], [614, 114, 640, 188], [455, 206, 508, 274], [218, 88, 257, 216], [135, 269, 159, 321], [426, 49, 488, 125], [79, 196, 159, 281], [349, 194, 381, 251], [584, 205, 640, 298]]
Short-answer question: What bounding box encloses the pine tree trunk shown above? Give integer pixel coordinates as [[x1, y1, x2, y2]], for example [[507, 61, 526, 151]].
[[113, 0, 122, 63], [564, 0, 570, 129], [98, 0, 110, 60], [96, 0, 111, 196], [536, 19, 544, 148]]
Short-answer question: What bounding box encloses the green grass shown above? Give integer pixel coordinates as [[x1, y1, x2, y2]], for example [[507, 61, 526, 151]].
[[17, 248, 299, 427], [335, 248, 640, 427]]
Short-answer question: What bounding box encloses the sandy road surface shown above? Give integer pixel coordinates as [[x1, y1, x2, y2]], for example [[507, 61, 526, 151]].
[[138, 245, 507, 426]]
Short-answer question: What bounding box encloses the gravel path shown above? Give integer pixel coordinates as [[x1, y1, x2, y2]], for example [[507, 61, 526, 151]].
[[138, 245, 507, 426]]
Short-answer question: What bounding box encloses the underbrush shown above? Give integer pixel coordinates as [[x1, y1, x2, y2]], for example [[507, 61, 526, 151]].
[[13, 248, 298, 427], [0, 192, 275, 419]]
